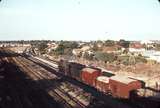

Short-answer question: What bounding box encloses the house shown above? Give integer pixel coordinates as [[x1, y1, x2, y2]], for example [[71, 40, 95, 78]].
[[72, 49, 82, 56], [141, 40, 155, 49], [102, 45, 122, 53], [129, 42, 145, 54], [143, 50, 160, 63], [47, 42, 58, 52], [81, 45, 91, 51], [72, 45, 91, 57], [141, 40, 153, 45]]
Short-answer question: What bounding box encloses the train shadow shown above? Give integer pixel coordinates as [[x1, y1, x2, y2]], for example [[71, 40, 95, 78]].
[[145, 87, 160, 93], [120, 91, 160, 108], [0, 59, 62, 108]]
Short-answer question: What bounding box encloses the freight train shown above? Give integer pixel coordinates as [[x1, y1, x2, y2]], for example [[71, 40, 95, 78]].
[[58, 59, 142, 99]]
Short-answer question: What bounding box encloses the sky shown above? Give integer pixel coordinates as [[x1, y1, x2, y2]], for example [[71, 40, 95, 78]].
[[0, 0, 160, 41]]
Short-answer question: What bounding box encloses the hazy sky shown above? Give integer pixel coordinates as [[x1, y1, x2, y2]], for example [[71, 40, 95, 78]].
[[0, 0, 160, 41]]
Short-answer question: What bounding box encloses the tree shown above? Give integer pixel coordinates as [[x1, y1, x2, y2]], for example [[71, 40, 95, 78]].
[[135, 56, 147, 63], [83, 52, 94, 60], [64, 48, 73, 56], [104, 40, 115, 46], [155, 44, 160, 51], [54, 43, 65, 55], [118, 39, 130, 48], [38, 42, 48, 54], [62, 41, 78, 49], [129, 54, 136, 65], [54, 41, 79, 56], [123, 48, 129, 54], [95, 52, 115, 63], [92, 43, 99, 51]]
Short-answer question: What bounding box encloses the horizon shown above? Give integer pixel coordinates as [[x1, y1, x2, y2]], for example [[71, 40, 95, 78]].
[[0, 39, 160, 42], [0, 0, 160, 41]]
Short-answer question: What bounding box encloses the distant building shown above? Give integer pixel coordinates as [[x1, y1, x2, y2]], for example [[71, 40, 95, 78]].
[[47, 42, 58, 52], [143, 50, 160, 63], [140, 40, 153, 44], [129, 42, 145, 54], [141, 40, 155, 49], [72, 49, 82, 56], [81, 45, 90, 51], [102, 45, 122, 53]]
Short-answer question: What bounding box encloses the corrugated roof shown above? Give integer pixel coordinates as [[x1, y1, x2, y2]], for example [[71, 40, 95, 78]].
[[97, 76, 109, 83], [110, 75, 137, 84], [82, 68, 97, 73]]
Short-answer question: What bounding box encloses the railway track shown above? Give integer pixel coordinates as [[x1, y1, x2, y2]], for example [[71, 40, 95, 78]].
[[13, 56, 86, 108], [0, 57, 60, 108]]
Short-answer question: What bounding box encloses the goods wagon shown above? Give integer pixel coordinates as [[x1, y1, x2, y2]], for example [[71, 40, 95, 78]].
[[101, 70, 115, 77], [58, 59, 65, 72], [88, 66, 102, 72], [96, 67, 115, 77], [81, 68, 101, 86], [58, 59, 71, 76], [69, 62, 86, 81], [58, 60, 142, 99], [96, 76, 110, 93], [109, 75, 142, 99]]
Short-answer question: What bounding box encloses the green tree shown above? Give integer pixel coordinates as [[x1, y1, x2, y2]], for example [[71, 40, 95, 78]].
[[95, 52, 115, 63], [104, 40, 115, 46], [135, 56, 147, 63], [54, 43, 65, 55], [63, 41, 78, 49], [38, 42, 48, 54], [54, 41, 78, 56], [118, 39, 130, 48]]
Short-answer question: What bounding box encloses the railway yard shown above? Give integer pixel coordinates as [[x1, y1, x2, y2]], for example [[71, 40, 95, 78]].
[[0, 48, 160, 108]]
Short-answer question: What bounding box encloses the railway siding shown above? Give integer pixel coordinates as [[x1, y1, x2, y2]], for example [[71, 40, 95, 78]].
[[13, 56, 87, 108]]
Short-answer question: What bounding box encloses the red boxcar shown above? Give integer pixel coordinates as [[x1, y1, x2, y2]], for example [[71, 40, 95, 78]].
[[96, 76, 110, 93], [109, 75, 142, 99], [81, 68, 101, 86]]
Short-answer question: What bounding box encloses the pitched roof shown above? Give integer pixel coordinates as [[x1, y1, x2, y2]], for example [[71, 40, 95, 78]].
[[82, 68, 98, 73], [110, 75, 137, 84], [97, 76, 109, 83]]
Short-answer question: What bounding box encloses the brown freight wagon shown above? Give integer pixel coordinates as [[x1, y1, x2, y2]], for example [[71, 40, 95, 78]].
[[69, 62, 86, 81], [58, 59, 65, 73], [101, 70, 115, 77], [109, 75, 142, 99], [58, 60, 70, 76], [96, 76, 110, 93], [81, 68, 101, 86]]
